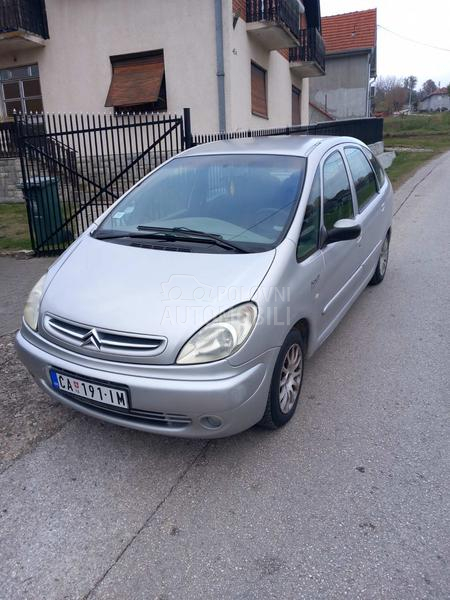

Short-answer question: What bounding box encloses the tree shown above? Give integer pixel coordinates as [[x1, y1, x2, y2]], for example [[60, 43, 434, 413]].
[[403, 76, 418, 92], [420, 79, 437, 99], [374, 76, 409, 114], [447, 83, 450, 96]]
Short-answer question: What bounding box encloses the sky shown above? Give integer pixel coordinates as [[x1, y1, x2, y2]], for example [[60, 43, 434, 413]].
[[320, 0, 450, 88]]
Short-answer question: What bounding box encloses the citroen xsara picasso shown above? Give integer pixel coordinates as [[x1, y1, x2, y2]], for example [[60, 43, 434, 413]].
[[16, 136, 393, 438]]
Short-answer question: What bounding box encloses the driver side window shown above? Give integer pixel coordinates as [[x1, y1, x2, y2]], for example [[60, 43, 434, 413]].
[[323, 151, 354, 230]]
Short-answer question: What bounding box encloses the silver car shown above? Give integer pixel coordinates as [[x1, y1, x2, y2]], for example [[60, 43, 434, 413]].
[[16, 136, 393, 438]]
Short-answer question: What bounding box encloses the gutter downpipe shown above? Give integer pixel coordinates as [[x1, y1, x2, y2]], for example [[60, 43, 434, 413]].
[[214, 0, 226, 132]]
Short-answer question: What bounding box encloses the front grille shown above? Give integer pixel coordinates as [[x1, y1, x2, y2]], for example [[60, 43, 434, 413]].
[[43, 315, 166, 360]]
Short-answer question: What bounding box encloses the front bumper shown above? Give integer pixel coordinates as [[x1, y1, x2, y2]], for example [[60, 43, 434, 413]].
[[15, 327, 278, 438]]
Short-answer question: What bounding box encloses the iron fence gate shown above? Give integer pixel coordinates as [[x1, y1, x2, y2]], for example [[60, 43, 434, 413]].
[[15, 110, 187, 255]]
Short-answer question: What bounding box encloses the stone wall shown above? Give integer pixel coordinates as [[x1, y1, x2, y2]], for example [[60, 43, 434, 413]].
[[0, 158, 24, 204]]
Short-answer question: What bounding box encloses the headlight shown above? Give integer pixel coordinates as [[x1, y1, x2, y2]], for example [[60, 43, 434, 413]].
[[23, 274, 47, 331], [176, 302, 258, 365]]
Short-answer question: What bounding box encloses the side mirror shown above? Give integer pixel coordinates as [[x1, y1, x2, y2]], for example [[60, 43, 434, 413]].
[[324, 219, 361, 245]]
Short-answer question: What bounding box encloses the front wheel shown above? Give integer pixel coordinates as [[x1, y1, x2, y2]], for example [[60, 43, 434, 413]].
[[369, 233, 390, 286], [258, 330, 305, 429]]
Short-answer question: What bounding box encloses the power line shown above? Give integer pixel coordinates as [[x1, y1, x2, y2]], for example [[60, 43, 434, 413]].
[[378, 24, 450, 52]]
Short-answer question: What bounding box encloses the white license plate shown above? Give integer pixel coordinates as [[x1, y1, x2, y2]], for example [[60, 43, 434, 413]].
[[50, 370, 129, 409]]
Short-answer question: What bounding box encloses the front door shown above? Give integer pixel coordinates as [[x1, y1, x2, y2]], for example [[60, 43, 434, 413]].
[[318, 149, 362, 344]]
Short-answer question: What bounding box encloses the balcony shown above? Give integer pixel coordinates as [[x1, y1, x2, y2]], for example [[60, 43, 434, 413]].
[[289, 27, 326, 77], [0, 0, 49, 54], [246, 0, 300, 51]]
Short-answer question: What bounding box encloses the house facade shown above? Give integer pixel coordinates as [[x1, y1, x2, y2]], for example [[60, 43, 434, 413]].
[[309, 8, 376, 121], [418, 89, 450, 112], [0, 0, 325, 133]]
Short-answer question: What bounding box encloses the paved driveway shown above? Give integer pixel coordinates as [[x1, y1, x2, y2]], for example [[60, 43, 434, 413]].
[[0, 154, 449, 599]]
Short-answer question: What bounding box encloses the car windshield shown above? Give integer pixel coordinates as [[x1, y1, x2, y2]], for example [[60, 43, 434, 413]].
[[96, 154, 306, 252]]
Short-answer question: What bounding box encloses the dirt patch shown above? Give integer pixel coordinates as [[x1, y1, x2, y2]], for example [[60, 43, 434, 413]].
[[0, 332, 73, 472]]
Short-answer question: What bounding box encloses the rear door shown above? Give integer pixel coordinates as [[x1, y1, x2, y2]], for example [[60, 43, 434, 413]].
[[317, 148, 362, 343], [343, 145, 384, 278]]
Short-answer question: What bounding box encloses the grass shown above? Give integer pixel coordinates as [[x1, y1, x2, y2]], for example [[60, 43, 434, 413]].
[[0, 203, 31, 250], [384, 113, 450, 188]]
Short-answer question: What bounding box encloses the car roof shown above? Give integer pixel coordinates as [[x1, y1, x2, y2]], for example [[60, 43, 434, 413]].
[[180, 135, 363, 159]]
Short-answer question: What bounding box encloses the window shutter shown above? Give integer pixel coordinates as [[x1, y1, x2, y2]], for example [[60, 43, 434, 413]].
[[105, 53, 165, 108], [251, 63, 267, 118]]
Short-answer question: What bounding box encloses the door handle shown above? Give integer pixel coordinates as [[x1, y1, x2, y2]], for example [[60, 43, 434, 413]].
[[380, 202, 385, 212]]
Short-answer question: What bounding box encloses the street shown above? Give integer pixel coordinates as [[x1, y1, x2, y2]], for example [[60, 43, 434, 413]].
[[0, 153, 449, 600]]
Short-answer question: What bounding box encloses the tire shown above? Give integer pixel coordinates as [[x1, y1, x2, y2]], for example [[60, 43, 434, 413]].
[[258, 329, 305, 430], [369, 233, 390, 286]]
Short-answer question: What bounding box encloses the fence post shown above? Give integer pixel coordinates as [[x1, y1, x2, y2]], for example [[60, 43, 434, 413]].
[[183, 108, 193, 149], [14, 112, 37, 254]]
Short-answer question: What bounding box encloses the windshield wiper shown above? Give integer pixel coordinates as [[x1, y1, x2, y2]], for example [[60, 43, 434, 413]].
[[93, 228, 247, 253], [136, 225, 248, 253]]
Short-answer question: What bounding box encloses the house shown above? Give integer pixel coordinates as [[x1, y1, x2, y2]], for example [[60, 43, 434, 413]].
[[0, 0, 326, 133], [309, 8, 377, 120], [418, 88, 450, 112]]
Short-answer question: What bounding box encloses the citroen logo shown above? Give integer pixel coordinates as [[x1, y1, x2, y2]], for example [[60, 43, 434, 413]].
[[81, 328, 102, 350]]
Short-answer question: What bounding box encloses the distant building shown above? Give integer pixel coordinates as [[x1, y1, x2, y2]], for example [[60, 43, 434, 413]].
[[418, 89, 450, 112], [310, 8, 377, 121]]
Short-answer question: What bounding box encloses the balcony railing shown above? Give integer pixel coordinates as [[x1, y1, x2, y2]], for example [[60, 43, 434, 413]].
[[0, 0, 49, 39], [289, 27, 326, 76], [246, 0, 300, 41]]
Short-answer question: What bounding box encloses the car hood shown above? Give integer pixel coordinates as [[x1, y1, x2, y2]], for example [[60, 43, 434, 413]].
[[41, 235, 275, 363]]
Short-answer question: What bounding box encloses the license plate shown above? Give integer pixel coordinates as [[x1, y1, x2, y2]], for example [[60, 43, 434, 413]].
[[49, 369, 129, 409]]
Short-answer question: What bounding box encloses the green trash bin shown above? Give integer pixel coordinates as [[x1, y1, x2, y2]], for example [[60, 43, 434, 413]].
[[21, 177, 73, 248]]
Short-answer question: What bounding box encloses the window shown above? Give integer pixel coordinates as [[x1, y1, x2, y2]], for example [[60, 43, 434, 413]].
[[98, 154, 307, 253], [292, 86, 301, 125], [105, 51, 166, 113], [0, 64, 43, 117], [323, 152, 354, 230], [345, 147, 378, 211], [362, 147, 386, 189], [297, 168, 321, 261], [251, 62, 267, 118]]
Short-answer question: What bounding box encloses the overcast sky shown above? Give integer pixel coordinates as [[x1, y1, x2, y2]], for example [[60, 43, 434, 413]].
[[320, 0, 450, 88]]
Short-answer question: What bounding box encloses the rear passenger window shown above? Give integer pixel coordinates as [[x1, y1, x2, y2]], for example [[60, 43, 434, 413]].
[[345, 147, 378, 211], [323, 151, 354, 230], [297, 169, 320, 261], [363, 147, 386, 189]]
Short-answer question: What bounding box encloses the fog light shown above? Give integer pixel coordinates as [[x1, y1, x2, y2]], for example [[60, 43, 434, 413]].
[[200, 416, 223, 430]]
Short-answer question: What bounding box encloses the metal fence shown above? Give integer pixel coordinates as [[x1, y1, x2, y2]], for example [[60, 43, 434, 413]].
[[246, 0, 300, 39], [15, 111, 186, 255], [192, 118, 384, 147]]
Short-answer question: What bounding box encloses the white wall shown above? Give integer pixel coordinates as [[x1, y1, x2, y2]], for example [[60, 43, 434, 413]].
[[0, 0, 220, 133], [418, 94, 450, 112], [0, 0, 309, 134], [223, 13, 306, 132]]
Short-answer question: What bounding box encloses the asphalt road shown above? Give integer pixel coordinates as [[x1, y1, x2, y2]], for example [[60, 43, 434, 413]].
[[1, 153, 449, 600]]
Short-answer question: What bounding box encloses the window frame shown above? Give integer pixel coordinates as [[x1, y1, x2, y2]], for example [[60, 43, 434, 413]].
[[343, 144, 379, 213], [320, 147, 356, 231], [296, 164, 321, 263], [251, 61, 268, 119], [361, 146, 386, 191], [0, 63, 43, 117]]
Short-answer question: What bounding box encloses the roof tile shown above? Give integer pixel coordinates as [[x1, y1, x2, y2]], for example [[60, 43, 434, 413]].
[[321, 9, 377, 54]]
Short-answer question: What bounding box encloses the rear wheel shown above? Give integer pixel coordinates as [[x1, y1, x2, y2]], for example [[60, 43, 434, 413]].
[[369, 233, 390, 286], [258, 329, 305, 429]]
